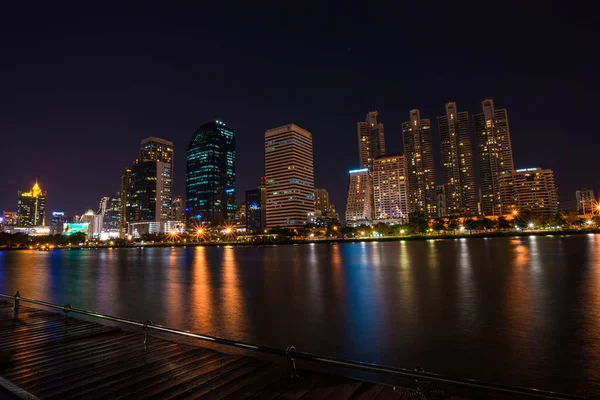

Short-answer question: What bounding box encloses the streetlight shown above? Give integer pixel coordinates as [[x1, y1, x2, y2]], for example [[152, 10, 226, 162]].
[[512, 210, 518, 216], [459, 226, 465, 232], [400, 229, 405, 235], [528, 222, 534, 229], [587, 219, 593, 226]]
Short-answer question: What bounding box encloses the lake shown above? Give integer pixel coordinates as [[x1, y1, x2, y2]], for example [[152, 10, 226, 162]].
[[1, 235, 598, 396]]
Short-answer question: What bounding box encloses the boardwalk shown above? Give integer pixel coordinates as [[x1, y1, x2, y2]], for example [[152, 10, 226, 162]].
[[0, 301, 461, 399]]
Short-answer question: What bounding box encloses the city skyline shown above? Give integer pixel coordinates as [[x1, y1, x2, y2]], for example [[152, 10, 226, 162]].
[[1, 4, 595, 216]]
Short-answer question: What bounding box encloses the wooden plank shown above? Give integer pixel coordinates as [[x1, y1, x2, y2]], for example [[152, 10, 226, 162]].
[[77, 349, 218, 399], [120, 355, 250, 399], [297, 375, 350, 400], [175, 360, 270, 400], [30, 343, 184, 398], [350, 382, 385, 399], [274, 373, 324, 400], [323, 381, 364, 399], [219, 364, 290, 400]]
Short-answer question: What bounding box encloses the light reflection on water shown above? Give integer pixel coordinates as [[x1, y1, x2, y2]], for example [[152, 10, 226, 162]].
[[0, 236, 599, 396]]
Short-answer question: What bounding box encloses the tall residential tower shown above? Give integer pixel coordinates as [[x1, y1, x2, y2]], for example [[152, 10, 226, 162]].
[[265, 124, 314, 228], [437, 102, 477, 216], [402, 109, 437, 219], [358, 111, 385, 168], [473, 99, 514, 215]]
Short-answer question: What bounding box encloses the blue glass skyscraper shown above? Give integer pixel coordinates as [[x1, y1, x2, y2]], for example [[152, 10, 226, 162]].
[[186, 120, 236, 225]]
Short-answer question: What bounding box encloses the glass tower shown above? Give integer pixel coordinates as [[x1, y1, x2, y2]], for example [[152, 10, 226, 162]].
[[186, 120, 236, 225], [17, 181, 47, 226]]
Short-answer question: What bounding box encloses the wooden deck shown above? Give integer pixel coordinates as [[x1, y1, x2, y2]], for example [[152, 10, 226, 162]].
[[0, 301, 462, 399]]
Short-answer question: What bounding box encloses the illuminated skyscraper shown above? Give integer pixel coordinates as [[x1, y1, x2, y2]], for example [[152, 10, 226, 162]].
[[17, 181, 47, 226], [437, 102, 477, 216], [120, 167, 131, 237], [186, 120, 236, 225], [265, 124, 314, 228], [372, 154, 408, 223], [140, 137, 173, 165], [102, 194, 121, 233], [402, 109, 437, 219], [576, 188, 595, 214], [246, 178, 267, 231], [345, 168, 371, 226], [51, 212, 67, 234], [140, 137, 173, 220], [473, 99, 515, 215], [358, 111, 385, 168], [172, 194, 185, 222], [498, 168, 559, 216]]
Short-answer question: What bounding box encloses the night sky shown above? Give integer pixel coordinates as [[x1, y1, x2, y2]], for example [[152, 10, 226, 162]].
[[1, 3, 596, 217]]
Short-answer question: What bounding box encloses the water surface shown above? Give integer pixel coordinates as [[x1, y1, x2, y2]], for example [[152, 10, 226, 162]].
[[1, 235, 598, 396]]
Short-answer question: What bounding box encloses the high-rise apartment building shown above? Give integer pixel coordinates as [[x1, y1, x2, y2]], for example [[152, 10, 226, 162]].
[[345, 168, 371, 226], [51, 212, 66, 235], [473, 99, 515, 216], [265, 124, 315, 228], [120, 167, 131, 237], [172, 195, 185, 222], [246, 178, 267, 231], [437, 102, 477, 216], [402, 109, 437, 219], [372, 153, 408, 224], [498, 168, 559, 216], [139, 137, 173, 221], [140, 137, 174, 165], [2, 211, 17, 226], [575, 189, 595, 214], [103, 194, 121, 233], [17, 181, 47, 226], [314, 189, 331, 214], [358, 111, 386, 168], [127, 161, 166, 222], [186, 120, 236, 225], [436, 185, 447, 218]]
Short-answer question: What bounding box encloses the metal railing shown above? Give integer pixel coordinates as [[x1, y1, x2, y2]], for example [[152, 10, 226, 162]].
[[0, 291, 587, 400]]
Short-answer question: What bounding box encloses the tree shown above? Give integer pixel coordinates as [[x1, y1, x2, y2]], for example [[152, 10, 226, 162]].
[[497, 216, 511, 230], [463, 218, 477, 232], [481, 217, 495, 230], [432, 218, 446, 232], [447, 218, 460, 233]]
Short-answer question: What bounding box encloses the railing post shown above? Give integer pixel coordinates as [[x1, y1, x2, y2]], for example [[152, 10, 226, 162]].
[[285, 345, 299, 378], [63, 304, 72, 324], [13, 291, 20, 310], [12, 291, 20, 319], [143, 320, 152, 348]]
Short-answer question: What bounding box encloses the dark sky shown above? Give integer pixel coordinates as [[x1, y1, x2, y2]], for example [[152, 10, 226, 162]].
[[1, 3, 597, 216]]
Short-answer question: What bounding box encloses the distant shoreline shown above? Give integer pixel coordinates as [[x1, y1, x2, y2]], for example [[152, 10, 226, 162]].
[[2, 228, 600, 252]]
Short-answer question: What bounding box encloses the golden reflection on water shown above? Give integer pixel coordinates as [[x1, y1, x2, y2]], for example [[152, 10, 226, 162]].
[[221, 246, 245, 333], [191, 246, 215, 333], [506, 238, 533, 350]]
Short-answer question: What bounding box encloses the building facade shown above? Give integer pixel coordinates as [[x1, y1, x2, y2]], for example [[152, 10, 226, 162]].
[[51, 212, 67, 235], [103, 194, 121, 233], [2, 211, 17, 227], [17, 181, 47, 226], [120, 167, 131, 237], [499, 168, 559, 216], [402, 109, 437, 220], [575, 188, 595, 214], [437, 102, 477, 216], [186, 120, 236, 225], [126, 160, 171, 224], [345, 168, 371, 226], [358, 111, 385, 169], [140, 137, 174, 221], [265, 124, 315, 228], [372, 154, 408, 224], [473, 99, 515, 216], [172, 194, 185, 221]]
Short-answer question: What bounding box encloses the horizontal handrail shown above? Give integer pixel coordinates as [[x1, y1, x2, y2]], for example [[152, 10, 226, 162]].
[[0, 292, 587, 399]]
